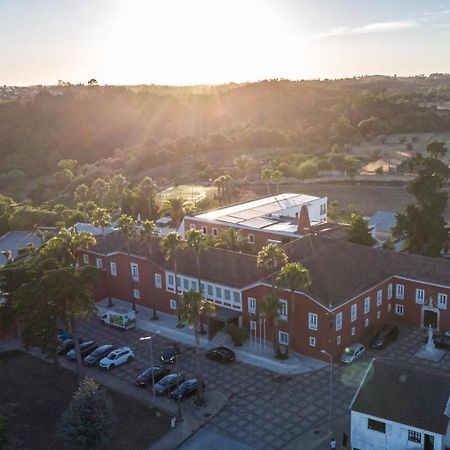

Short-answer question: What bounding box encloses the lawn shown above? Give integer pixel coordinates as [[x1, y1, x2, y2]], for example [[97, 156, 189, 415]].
[[0, 351, 170, 450], [159, 184, 215, 203]]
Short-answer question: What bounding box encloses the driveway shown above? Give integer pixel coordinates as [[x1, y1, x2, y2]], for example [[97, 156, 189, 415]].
[[77, 319, 450, 450]]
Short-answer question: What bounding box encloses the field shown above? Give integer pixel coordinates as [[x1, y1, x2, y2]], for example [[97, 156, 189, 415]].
[[158, 184, 215, 203], [0, 351, 170, 450]]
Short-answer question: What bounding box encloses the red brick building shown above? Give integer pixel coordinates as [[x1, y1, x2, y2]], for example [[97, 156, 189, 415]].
[[82, 233, 450, 361]]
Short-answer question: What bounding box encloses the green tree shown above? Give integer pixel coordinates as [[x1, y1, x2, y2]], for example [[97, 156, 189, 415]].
[[262, 293, 282, 358], [57, 378, 112, 450], [91, 178, 110, 208], [214, 228, 249, 253], [257, 244, 288, 292], [135, 176, 157, 219], [276, 262, 310, 357], [261, 167, 273, 195], [110, 173, 129, 209], [270, 169, 283, 194], [160, 197, 193, 224], [347, 213, 376, 246], [426, 140, 447, 159], [178, 290, 215, 405], [74, 184, 90, 220]]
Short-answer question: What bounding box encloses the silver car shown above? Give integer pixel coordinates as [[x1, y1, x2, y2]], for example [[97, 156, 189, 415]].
[[341, 343, 365, 364]]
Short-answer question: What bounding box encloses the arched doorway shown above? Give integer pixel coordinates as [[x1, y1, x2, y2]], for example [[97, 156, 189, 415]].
[[421, 298, 440, 331]]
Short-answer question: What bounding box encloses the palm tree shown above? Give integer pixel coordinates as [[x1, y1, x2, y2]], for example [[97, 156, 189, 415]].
[[117, 214, 137, 312], [271, 169, 283, 194], [138, 219, 159, 320], [276, 262, 310, 357], [91, 208, 113, 307], [262, 293, 282, 357], [214, 228, 249, 253], [91, 178, 110, 208], [74, 184, 90, 220], [137, 176, 157, 219], [261, 167, 273, 195], [160, 197, 194, 224], [110, 173, 129, 210], [257, 244, 288, 292], [160, 232, 185, 328], [185, 229, 208, 334], [178, 290, 215, 405]]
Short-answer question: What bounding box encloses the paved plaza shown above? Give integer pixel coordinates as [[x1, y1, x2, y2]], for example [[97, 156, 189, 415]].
[[77, 318, 450, 450]]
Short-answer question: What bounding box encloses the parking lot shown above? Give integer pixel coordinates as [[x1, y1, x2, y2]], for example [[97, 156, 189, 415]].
[[75, 318, 450, 450]]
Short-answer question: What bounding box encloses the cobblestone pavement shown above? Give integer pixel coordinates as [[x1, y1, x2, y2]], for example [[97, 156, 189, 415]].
[[77, 319, 450, 450]]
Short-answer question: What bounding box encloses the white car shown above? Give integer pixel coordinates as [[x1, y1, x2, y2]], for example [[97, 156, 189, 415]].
[[99, 347, 134, 370], [341, 343, 365, 364]]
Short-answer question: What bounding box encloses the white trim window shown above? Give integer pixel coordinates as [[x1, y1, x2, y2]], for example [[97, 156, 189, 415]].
[[279, 300, 288, 321], [387, 283, 393, 300], [212, 228, 218, 237], [365, 318, 369, 327], [396, 284, 404, 300], [130, 263, 139, 282], [133, 289, 140, 299], [248, 297, 256, 314], [155, 273, 162, 289], [415, 288, 425, 304], [351, 304, 357, 322], [351, 326, 356, 336], [377, 290, 383, 307], [169, 299, 177, 310], [395, 304, 404, 316], [309, 336, 316, 347], [364, 297, 370, 314], [96, 258, 103, 269], [438, 293, 448, 310], [110, 261, 117, 276], [224, 289, 231, 302], [279, 331, 289, 345], [308, 312, 318, 330], [337, 335, 341, 346], [248, 234, 255, 244], [167, 273, 175, 291], [336, 312, 343, 331], [83, 254, 89, 264]]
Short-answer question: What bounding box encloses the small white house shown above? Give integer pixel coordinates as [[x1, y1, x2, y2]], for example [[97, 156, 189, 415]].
[[351, 359, 450, 450]]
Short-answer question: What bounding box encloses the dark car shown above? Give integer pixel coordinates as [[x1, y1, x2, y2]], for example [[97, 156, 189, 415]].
[[154, 373, 185, 396], [160, 344, 180, 364], [66, 341, 97, 361], [84, 344, 115, 366], [170, 378, 205, 401], [370, 324, 399, 349], [135, 366, 170, 387], [432, 334, 450, 350], [206, 346, 235, 363], [58, 338, 83, 355]]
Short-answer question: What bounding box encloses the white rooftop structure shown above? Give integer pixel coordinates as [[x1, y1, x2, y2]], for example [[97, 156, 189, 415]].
[[73, 222, 115, 237], [0, 231, 44, 266]]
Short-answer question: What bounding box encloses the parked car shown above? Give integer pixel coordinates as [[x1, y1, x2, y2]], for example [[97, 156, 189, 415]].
[[370, 324, 399, 349], [341, 343, 365, 364], [431, 334, 450, 350], [66, 341, 97, 361], [84, 344, 115, 366], [135, 366, 170, 387], [154, 373, 185, 396], [160, 344, 180, 364], [206, 346, 235, 363], [170, 378, 205, 401], [99, 347, 134, 370], [58, 338, 83, 355], [57, 329, 73, 342]]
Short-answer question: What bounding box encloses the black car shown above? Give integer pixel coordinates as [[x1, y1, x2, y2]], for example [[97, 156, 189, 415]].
[[135, 366, 170, 387], [160, 344, 180, 364], [432, 334, 450, 350], [84, 344, 115, 366], [66, 341, 97, 361], [370, 324, 399, 349], [154, 373, 185, 396], [206, 346, 235, 363], [58, 338, 83, 355], [170, 378, 205, 401]]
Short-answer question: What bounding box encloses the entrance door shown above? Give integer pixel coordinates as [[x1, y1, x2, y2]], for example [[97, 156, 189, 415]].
[[423, 310, 438, 329], [424, 433, 434, 450]]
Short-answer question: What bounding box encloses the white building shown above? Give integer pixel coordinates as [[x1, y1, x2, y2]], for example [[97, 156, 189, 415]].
[[351, 359, 450, 450]]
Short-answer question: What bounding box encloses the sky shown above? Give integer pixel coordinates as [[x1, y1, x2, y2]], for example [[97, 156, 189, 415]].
[[1, 0, 450, 86]]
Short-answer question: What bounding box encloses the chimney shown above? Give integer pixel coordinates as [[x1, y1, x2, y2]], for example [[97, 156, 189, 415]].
[[297, 205, 311, 234]]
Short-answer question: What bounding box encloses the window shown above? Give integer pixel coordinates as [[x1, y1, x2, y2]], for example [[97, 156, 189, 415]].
[[167, 273, 175, 289], [215, 287, 222, 299], [155, 273, 162, 289], [96, 258, 103, 269], [368, 419, 386, 434], [309, 336, 316, 347], [364, 297, 370, 314], [279, 331, 289, 345], [336, 312, 342, 331], [207, 284, 214, 297], [191, 280, 198, 291], [387, 283, 393, 300], [130, 263, 139, 281], [438, 293, 448, 310], [395, 304, 404, 316], [388, 303, 392, 313], [169, 299, 177, 310], [83, 254, 89, 264], [377, 290, 383, 307], [133, 289, 140, 299], [110, 261, 117, 276], [200, 282, 205, 292], [377, 310, 381, 320], [233, 291, 240, 304], [308, 312, 318, 330], [337, 335, 341, 345], [365, 318, 369, 327], [202, 226, 207, 235], [415, 288, 425, 304], [351, 326, 356, 336], [351, 304, 357, 322], [183, 279, 189, 290], [408, 430, 421, 443], [248, 297, 256, 314], [279, 300, 288, 321], [396, 284, 404, 300], [212, 228, 218, 237], [189, 224, 196, 230], [248, 234, 255, 244], [224, 289, 231, 301]]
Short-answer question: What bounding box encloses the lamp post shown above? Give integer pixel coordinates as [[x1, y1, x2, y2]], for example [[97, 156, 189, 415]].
[[139, 330, 160, 398], [321, 349, 333, 434]]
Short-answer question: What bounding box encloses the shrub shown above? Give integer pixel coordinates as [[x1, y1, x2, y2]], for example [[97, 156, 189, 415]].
[[375, 166, 384, 174], [223, 323, 249, 346], [296, 160, 318, 178], [8, 207, 58, 230]]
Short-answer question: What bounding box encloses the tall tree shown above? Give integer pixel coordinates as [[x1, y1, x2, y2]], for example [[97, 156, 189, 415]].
[[74, 184, 90, 220], [160, 197, 194, 224], [347, 213, 376, 246], [110, 173, 129, 209], [262, 293, 282, 357], [214, 228, 249, 253], [257, 244, 288, 292], [91, 178, 110, 208], [276, 262, 310, 357], [178, 290, 215, 405], [270, 169, 283, 194], [160, 232, 185, 328], [136, 176, 157, 220], [261, 167, 273, 195]]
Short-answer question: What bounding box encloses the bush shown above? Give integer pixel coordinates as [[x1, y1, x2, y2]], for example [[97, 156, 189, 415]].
[[8, 207, 58, 230], [296, 160, 318, 178], [223, 323, 249, 346]]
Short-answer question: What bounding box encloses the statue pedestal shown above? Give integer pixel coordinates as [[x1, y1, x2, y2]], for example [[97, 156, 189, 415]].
[[415, 345, 445, 362]]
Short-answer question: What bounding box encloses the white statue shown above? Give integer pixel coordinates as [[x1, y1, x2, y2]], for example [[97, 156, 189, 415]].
[[426, 324, 435, 353]]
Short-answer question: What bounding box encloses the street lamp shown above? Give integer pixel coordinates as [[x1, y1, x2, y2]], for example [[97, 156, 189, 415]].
[[140, 330, 160, 398], [321, 349, 333, 434]]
